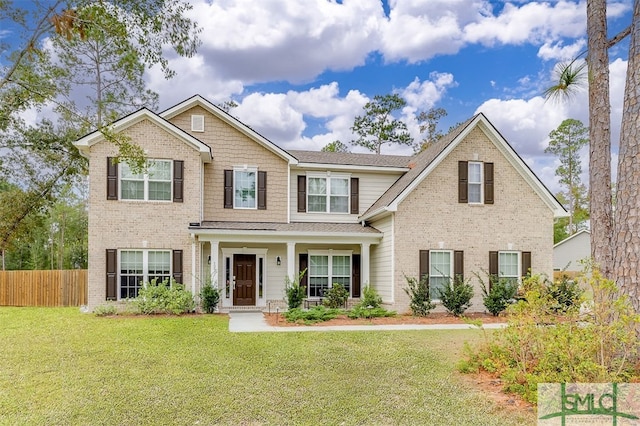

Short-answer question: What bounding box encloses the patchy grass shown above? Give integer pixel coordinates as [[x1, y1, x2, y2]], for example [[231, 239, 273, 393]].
[[0, 308, 533, 425]]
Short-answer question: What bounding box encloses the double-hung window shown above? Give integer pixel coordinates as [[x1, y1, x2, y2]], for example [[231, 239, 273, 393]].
[[498, 251, 520, 286], [119, 249, 171, 299], [308, 175, 349, 213], [308, 252, 352, 297], [234, 168, 257, 209], [429, 250, 452, 300], [121, 160, 172, 201], [468, 162, 483, 203]]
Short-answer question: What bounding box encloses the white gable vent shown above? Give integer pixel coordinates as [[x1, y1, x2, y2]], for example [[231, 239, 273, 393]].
[[191, 114, 205, 132]]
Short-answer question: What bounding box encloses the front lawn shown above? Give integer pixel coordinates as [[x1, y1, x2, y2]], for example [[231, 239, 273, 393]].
[[0, 308, 533, 425]]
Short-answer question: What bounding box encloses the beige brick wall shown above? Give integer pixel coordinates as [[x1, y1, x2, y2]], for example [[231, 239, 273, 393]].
[[86, 119, 202, 308], [392, 126, 554, 314], [168, 106, 289, 222]]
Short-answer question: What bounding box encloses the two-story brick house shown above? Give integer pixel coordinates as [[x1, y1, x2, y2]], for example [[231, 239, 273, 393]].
[[74, 95, 566, 313]]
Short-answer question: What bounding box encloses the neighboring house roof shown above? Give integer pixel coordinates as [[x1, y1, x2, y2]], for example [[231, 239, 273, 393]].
[[361, 113, 568, 221], [553, 229, 591, 248], [288, 150, 411, 172], [191, 221, 382, 243], [74, 108, 213, 162], [160, 95, 298, 165]]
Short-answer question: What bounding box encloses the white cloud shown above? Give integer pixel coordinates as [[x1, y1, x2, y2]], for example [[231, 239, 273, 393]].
[[537, 39, 587, 62]]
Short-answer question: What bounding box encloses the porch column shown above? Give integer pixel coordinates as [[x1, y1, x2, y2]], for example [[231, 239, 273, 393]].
[[191, 234, 197, 295], [210, 240, 219, 288], [287, 242, 296, 281], [361, 243, 370, 289]]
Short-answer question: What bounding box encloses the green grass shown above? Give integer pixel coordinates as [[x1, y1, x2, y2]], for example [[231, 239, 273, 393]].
[[0, 308, 533, 425]]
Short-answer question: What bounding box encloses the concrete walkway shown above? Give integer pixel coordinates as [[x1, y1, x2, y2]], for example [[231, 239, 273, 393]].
[[228, 311, 507, 333]]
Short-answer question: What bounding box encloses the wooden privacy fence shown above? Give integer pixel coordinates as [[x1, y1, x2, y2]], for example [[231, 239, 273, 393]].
[[0, 270, 88, 307]]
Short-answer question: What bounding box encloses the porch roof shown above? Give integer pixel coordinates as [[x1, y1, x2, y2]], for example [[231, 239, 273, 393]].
[[190, 221, 382, 244]]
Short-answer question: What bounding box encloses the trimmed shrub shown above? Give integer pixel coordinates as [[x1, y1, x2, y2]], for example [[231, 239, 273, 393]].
[[284, 270, 307, 309], [477, 272, 517, 316], [438, 276, 474, 316], [284, 306, 342, 324], [359, 284, 382, 309], [323, 283, 349, 309], [348, 306, 396, 319], [94, 304, 118, 317], [403, 274, 435, 317], [200, 282, 221, 313], [132, 278, 195, 315]]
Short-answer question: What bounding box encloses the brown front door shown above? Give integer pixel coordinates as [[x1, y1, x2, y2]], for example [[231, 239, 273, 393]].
[[233, 254, 256, 306]]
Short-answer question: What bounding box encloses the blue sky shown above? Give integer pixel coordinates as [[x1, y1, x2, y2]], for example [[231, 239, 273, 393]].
[[9, 0, 636, 194]]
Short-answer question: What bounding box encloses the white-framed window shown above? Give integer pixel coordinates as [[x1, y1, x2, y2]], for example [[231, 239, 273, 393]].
[[308, 251, 352, 297], [191, 114, 204, 132], [234, 168, 257, 209], [119, 249, 171, 299], [429, 250, 453, 301], [120, 159, 172, 201], [307, 175, 349, 213], [468, 162, 483, 203], [498, 251, 520, 286]]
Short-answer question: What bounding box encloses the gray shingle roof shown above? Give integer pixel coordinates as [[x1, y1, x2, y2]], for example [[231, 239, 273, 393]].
[[193, 221, 382, 234], [288, 150, 411, 168]]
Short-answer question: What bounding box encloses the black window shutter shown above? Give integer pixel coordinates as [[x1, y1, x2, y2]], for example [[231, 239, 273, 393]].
[[489, 251, 498, 277], [258, 171, 267, 210], [173, 160, 184, 203], [224, 170, 233, 209], [419, 250, 430, 282], [352, 254, 361, 298], [350, 177, 359, 214], [297, 175, 307, 212], [107, 157, 118, 200], [484, 162, 494, 205], [106, 249, 117, 300], [458, 161, 468, 203], [454, 250, 464, 281], [521, 251, 531, 278], [299, 253, 308, 290], [172, 250, 183, 284]]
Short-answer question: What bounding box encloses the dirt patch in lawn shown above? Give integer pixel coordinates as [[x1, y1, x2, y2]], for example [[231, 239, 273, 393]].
[[463, 370, 535, 416], [263, 311, 507, 327]]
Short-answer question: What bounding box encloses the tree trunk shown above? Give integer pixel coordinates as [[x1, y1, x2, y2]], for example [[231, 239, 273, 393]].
[[587, 0, 614, 276], [613, 0, 640, 309]]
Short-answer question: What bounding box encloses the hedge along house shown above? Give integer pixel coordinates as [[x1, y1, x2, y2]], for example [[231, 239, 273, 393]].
[[74, 95, 567, 313]]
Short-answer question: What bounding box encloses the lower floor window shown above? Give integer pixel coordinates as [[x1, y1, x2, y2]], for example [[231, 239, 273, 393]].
[[498, 251, 520, 286], [308, 252, 351, 297], [429, 250, 452, 300], [120, 250, 171, 299]]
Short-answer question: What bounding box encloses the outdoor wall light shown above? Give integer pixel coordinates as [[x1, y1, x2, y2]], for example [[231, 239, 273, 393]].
[[207, 255, 211, 265], [276, 256, 281, 266]]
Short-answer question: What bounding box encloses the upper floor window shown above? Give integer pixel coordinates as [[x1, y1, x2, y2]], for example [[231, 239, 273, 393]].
[[468, 162, 482, 203], [121, 160, 172, 201], [224, 168, 267, 210], [458, 161, 494, 205], [234, 168, 257, 209], [191, 114, 204, 132], [308, 176, 349, 213]]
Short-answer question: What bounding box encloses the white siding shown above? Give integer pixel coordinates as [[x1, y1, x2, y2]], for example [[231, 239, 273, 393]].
[[370, 214, 394, 303], [289, 169, 402, 223], [553, 231, 590, 271]]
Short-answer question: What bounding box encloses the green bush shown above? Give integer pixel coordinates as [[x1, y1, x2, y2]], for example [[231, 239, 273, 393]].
[[284, 306, 342, 324], [476, 272, 517, 316], [403, 274, 435, 317], [546, 275, 583, 313], [438, 276, 474, 316], [132, 278, 195, 315], [323, 283, 349, 309], [348, 306, 396, 319], [284, 270, 307, 310], [460, 268, 640, 404], [94, 304, 118, 316], [200, 282, 221, 313], [359, 284, 382, 308]]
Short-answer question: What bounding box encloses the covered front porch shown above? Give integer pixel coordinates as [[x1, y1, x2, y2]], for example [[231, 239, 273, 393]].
[[189, 221, 382, 311]]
